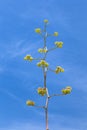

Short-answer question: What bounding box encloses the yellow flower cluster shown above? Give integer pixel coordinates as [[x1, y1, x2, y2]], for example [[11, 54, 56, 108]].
[[44, 19, 49, 23], [35, 28, 41, 33], [55, 66, 64, 74], [54, 41, 63, 48], [53, 32, 58, 36], [37, 87, 47, 96], [61, 86, 72, 95], [38, 48, 48, 53], [26, 100, 35, 106], [37, 60, 49, 67], [24, 55, 33, 61]]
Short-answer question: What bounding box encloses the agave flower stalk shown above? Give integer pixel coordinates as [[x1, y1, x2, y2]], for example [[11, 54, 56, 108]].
[[24, 19, 72, 130]]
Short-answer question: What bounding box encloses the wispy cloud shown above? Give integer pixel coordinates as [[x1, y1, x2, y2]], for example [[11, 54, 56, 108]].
[[30, 106, 87, 130], [0, 88, 27, 110], [1, 41, 34, 58], [0, 122, 44, 130], [0, 39, 42, 61], [0, 88, 20, 100], [0, 114, 87, 130]]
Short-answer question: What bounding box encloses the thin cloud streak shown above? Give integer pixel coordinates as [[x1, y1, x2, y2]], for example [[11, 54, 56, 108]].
[[0, 39, 43, 59], [31, 109, 87, 130], [0, 116, 86, 130], [0, 88, 27, 110], [0, 122, 44, 130], [0, 88, 22, 101]]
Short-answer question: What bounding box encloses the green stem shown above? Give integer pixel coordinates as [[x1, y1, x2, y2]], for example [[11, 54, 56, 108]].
[[43, 23, 50, 130], [45, 104, 49, 130], [44, 69, 46, 88], [43, 23, 47, 48]]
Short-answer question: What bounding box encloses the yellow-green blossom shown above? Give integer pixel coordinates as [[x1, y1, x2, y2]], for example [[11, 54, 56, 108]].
[[66, 86, 72, 90], [45, 63, 49, 67], [37, 60, 49, 67], [29, 57, 33, 61], [35, 28, 41, 33], [37, 62, 42, 67], [54, 41, 63, 48], [61, 86, 72, 95], [44, 19, 49, 23], [38, 48, 48, 53], [26, 100, 35, 106], [53, 32, 58, 36], [61, 89, 67, 94], [41, 60, 46, 65], [37, 87, 47, 96], [55, 66, 64, 74], [24, 55, 33, 61], [38, 48, 42, 53]]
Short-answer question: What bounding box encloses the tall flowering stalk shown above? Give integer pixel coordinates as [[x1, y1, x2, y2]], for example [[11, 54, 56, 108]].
[[24, 19, 72, 130]]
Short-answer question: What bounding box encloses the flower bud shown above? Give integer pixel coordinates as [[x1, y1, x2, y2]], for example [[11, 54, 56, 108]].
[[61, 89, 68, 94], [61, 87, 72, 95], [37, 87, 47, 96], [24, 55, 33, 61], [37, 60, 49, 68], [35, 28, 41, 33], [41, 60, 45, 65], [55, 68, 60, 74], [24, 55, 31, 60], [54, 41, 63, 48], [38, 48, 48, 53], [26, 100, 35, 106], [43, 49, 48, 53], [45, 63, 49, 67], [38, 48, 43, 53], [55, 66, 64, 74], [37, 62, 41, 67], [29, 57, 33, 61], [60, 68, 64, 72], [44, 19, 49, 23], [53, 32, 58, 36], [66, 86, 72, 90], [65, 89, 71, 94]]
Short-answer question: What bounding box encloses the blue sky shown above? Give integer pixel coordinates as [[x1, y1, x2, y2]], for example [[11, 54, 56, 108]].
[[0, 0, 87, 130]]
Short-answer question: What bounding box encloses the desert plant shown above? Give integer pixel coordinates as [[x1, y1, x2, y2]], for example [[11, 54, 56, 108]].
[[24, 19, 72, 130]]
